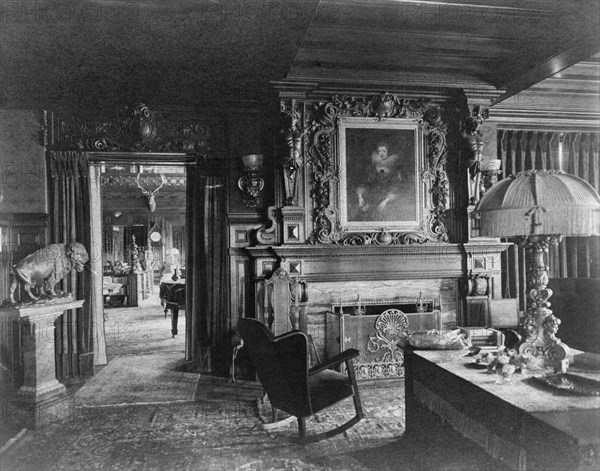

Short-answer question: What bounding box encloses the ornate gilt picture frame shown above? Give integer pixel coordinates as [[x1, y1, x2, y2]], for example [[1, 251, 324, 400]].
[[339, 118, 422, 233], [306, 93, 449, 245]]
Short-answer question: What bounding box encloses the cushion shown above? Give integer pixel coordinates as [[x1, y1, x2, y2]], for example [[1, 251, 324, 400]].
[[308, 369, 353, 414]]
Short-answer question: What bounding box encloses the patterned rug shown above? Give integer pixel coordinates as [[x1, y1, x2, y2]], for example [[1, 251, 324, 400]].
[[103, 293, 186, 357], [1, 295, 503, 470], [1, 382, 503, 471], [74, 352, 199, 406]]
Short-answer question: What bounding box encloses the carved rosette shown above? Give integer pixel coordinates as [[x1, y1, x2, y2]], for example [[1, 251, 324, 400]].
[[51, 104, 210, 156], [306, 93, 449, 245]]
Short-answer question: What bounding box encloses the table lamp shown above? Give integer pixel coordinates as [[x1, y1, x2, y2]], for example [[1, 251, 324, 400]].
[[474, 169, 600, 372]]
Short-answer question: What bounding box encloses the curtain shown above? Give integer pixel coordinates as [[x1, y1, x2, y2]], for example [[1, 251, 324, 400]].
[[185, 161, 228, 373], [47, 151, 94, 378]]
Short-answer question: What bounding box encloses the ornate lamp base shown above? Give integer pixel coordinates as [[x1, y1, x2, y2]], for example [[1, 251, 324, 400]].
[[517, 235, 570, 373]]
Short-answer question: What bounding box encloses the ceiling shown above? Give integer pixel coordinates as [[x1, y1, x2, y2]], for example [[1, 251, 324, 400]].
[[1, 0, 599, 112]]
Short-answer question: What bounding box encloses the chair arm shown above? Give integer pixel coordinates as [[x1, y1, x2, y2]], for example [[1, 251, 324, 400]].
[[309, 348, 359, 375]]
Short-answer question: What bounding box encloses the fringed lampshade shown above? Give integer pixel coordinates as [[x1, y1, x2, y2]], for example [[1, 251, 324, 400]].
[[475, 170, 600, 237], [473, 169, 600, 373]]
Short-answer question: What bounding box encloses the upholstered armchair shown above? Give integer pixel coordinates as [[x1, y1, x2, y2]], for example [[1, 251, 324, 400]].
[[238, 318, 364, 441]]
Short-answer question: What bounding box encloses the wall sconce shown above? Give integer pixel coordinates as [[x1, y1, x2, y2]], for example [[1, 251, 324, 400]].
[[238, 154, 264, 208]]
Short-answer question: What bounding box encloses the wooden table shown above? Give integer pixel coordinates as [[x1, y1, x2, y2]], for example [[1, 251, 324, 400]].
[[159, 280, 185, 338], [405, 349, 600, 471]]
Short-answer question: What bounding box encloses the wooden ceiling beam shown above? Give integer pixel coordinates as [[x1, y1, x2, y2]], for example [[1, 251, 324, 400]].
[[492, 40, 600, 106]]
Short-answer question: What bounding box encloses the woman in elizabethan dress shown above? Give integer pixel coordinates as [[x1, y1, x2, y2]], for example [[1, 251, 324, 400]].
[[355, 142, 404, 221]]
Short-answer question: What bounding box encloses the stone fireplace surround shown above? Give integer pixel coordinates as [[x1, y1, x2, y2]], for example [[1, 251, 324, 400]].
[[245, 243, 489, 360]]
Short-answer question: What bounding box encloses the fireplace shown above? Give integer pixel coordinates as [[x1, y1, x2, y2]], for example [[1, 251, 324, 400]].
[[246, 244, 469, 360]]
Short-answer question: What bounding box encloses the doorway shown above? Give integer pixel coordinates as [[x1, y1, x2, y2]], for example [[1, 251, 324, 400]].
[[92, 156, 189, 364]]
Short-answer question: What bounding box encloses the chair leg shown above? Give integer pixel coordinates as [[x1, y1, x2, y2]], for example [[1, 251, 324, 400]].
[[297, 417, 306, 438], [294, 359, 364, 443]]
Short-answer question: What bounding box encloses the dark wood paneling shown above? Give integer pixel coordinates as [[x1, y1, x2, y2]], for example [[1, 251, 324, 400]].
[[0, 213, 47, 303], [0, 213, 47, 389]]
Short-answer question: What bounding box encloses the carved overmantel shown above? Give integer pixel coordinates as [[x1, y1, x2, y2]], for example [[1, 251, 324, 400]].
[[238, 87, 516, 343], [255, 89, 468, 248]]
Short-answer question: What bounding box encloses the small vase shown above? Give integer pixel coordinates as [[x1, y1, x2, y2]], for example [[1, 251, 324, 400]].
[[471, 275, 488, 296], [172, 268, 180, 281]]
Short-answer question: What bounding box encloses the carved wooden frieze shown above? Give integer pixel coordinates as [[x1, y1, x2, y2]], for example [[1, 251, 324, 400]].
[[305, 93, 449, 245], [50, 104, 210, 154]]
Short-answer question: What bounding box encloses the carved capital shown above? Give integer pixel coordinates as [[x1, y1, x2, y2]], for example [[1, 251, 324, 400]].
[[463, 105, 489, 136]]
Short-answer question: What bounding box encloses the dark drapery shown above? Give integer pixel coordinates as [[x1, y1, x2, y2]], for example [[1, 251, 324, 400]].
[[185, 161, 228, 373], [47, 151, 94, 378]]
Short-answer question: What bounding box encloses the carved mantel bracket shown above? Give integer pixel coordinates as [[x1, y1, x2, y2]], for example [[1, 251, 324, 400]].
[[280, 99, 305, 207], [463, 105, 501, 205]]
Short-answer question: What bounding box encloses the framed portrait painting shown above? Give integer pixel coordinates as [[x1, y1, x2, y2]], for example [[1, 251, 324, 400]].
[[305, 93, 449, 245], [339, 118, 423, 232]]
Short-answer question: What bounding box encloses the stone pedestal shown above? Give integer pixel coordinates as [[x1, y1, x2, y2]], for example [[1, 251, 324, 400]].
[[0, 297, 84, 428]]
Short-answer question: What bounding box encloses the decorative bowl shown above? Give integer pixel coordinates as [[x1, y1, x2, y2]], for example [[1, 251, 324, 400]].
[[530, 373, 600, 396]]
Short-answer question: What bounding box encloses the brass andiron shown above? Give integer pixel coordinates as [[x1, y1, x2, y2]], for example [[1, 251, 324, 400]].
[[354, 295, 365, 316], [416, 292, 425, 313]]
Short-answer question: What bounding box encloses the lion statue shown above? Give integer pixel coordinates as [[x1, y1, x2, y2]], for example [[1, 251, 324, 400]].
[[8, 242, 89, 304]]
